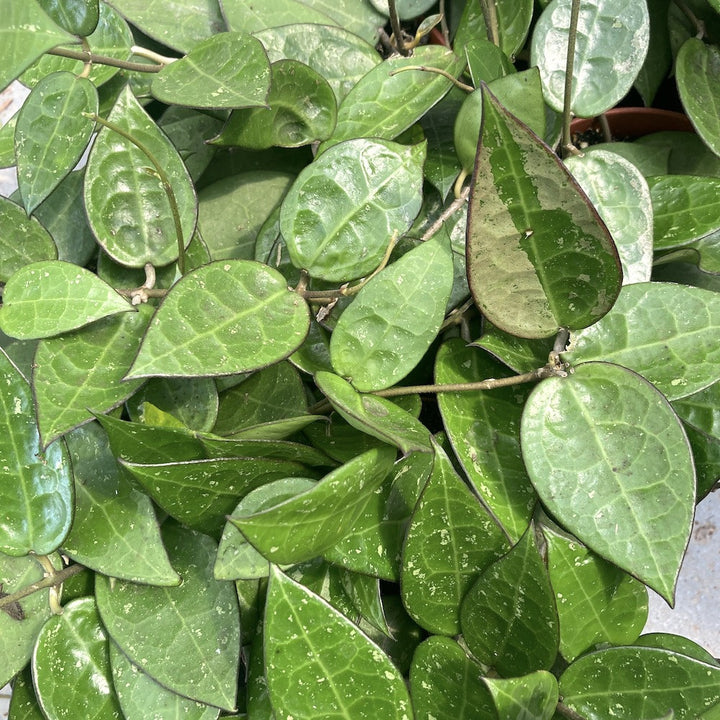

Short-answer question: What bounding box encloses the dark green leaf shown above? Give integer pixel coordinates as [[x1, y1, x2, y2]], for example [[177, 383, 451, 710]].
[[673, 382, 720, 439], [484, 671, 558, 720], [200, 434, 334, 467], [8, 667, 46, 720], [37, 0, 99, 36], [634, 0, 672, 106]]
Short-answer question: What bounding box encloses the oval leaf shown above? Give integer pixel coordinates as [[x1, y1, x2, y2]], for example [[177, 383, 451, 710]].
[[483, 671, 559, 720], [37, 0, 99, 36], [467, 86, 621, 338], [521, 362, 695, 603]]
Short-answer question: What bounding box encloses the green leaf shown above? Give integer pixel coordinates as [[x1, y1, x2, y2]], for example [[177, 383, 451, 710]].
[[294, 0, 385, 44], [483, 671, 558, 720], [32, 597, 123, 720], [370, 0, 436, 19], [281, 138, 425, 282], [0, 0, 75, 93], [682, 421, 720, 500], [635, 632, 720, 666], [105, 0, 226, 52], [564, 150, 654, 284], [322, 46, 465, 148], [634, 0, 672, 106], [231, 446, 396, 564], [409, 636, 495, 720], [200, 434, 334, 467], [315, 371, 432, 454], [0, 197, 56, 283], [474, 322, 553, 374], [61, 422, 180, 585], [521, 362, 695, 603], [560, 646, 720, 719], [33, 304, 152, 447], [109, 641, 220, 720], [564, 282, 720, 401], [543, 522, 648, 662], [8, 667, 46, 720], [15, 72, 97, 214], [435, 338, 537, 540], [37, 0, 99, 36], [0, 348, 72, 556], [649, 175, 720, 250], [467, 86, 621, 338], [531, 0, 650, 117], [84, 85, 197, 268], [401, 441, 507, 635], [264, 566, 413, 720], [126, 260, 310, 378], [0, 552, 62, 687], [95, 523, 241, 711], [120, 455, 308, 536], [212, 59, 336, 148], [222, 0, 337, 32], [253, 23, 381, 103], [676, 39, 720, 157], [0, 261, 133, 339], [673, 382, 720, 439], [460, 525, 559, 676], [330, 236, 454, 391], [152, 32, 270, 109]]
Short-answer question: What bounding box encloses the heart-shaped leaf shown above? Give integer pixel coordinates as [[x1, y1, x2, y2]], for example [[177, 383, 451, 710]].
[[521, 362, 695, 603]]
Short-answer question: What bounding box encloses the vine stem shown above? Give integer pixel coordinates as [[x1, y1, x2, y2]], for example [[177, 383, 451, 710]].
[[0, 563, 85, 612], [556, 701, 588, 720], [561, 0, 582, 157], [388, 0, 410, 55], [84, 113, 187, 275], [480, 0, 500, 46], [47, 47, 163, 73], [389, 65, 474, 93], [421, 184, 470, 242]]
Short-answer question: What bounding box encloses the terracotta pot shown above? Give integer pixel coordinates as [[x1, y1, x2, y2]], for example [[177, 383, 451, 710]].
[[570, 107, 694, 140]]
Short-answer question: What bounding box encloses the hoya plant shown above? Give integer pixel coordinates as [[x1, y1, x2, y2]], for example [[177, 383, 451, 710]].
[[2, 0, 720, 718]]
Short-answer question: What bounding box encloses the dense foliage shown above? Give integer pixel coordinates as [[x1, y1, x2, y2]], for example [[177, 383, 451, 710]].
[[2, 0, 720, 718]]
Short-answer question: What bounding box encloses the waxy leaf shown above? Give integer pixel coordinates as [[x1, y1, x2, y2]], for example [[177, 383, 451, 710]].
[[409, 636, 495, 720], [331, 236, 453, 391], [152, 32, 270, 109], [38, 0, 99, 36], [521, 362, 695, 603], [0, 261, 133, 339], [316, 371, 432, 454], [222, 0, 336, 33], [61, 423, 180, 585], [484, 671, 558, 720], [564, 282, 720, 401], [436, 339, 537, 540], [84, 86, 197, 268], [401, 442, 507, 635], [33, 304, 152, 447], [560, 646, 720, 719], [96, 523, 241, 711], [15, 72, 97, 214], [265, 566, 413, 720], [543, 522, 648, 662], [281, 138, 425, 282], [127, 260, 310, 378], [531, 0, 650, 117], [676, 39, 720, 157], [231, 446, 396, 564], [33, 597, 123, 720], [8, 666, 45, 719], [0, 348, 72, 556], [461, 525, 559, 676], [467, 87, 621, 338]]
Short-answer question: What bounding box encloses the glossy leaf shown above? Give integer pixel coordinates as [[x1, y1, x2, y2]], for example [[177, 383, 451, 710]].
[[460, 525, 559, 676], [200, 434, 333, 467], [409, 635, 495, 720], [0, 260, 133, 339], [61, 422, 180, 585], [484, 671, 558, 720], [564, 282, 720, 401], [127, 260, 310, 378], [152, 32, 270, 109], [467, 86, 621, 338], [565, 150, 653, 284], [0, 348, 72, 556], [222, 0, 336, 32], [37, 0, 99, 35], [231, 445, 396, 564], [560, 646, 720, 719], [521, 362, 694, 603], [531, 0, 650, 117], [676, 38, 720, 157], [264, 566, 413, 720], [15, 72, 97, 214], [95, 523, 241, 711], [0, 0, 75, 92], [281, 138, 425, 282], [32, 597, 123, 720], [84, 85, 197, 268], [673, 382, 720, 440], [33, 304, 152, 447], [543, 522, 648, 662], [436, 338, 537, 540], [0, 197, 56, 283], [331, 236, 453, 391], [315, 371, 432, 454], [8, 667, 46, 720], [402, 441, 507, 635]]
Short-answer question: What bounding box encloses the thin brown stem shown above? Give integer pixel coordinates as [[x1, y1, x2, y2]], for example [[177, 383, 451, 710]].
[[561, 0, 582, 157], [480, 0, 500, 46], [673, 0, 706, 39], [390, 65, 474, 93], [0, 563, 86, 611], [388, 0, 410, 55], [421, 185, 470, 243], [47, 47, 163, 73], [556, 701, 588, 720]]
